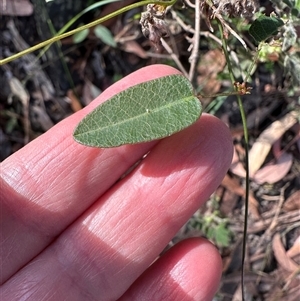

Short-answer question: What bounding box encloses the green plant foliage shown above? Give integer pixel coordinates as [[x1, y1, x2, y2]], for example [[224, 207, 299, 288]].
[[203, 217, 231, 248], [73, 75, 202, 147], [191, 208, 232, 248], [258, 42, 282, 62], [94, 25, 117, 47], [213, 222, 231, 247], [73, 28, 89, 43], [58, 0, 121, 37], [249, 15, 284, 43]]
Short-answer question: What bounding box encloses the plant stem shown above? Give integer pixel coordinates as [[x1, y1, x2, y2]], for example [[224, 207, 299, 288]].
[[244, 43, 261, 83], [188, 0, 201, 82], [0, 0, 177, 65], [218, 22, 250, 301]]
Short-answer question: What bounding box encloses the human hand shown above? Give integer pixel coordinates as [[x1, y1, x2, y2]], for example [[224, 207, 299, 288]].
[[1, 65, 233, 301]]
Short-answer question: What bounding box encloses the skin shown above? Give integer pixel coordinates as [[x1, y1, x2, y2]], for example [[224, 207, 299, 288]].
[[0, 65, 233, 301]]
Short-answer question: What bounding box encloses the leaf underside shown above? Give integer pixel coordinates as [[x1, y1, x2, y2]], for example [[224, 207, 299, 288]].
[[73, 74, 202, 148]]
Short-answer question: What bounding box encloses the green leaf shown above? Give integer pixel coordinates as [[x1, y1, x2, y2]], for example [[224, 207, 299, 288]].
[[73, 28, 89, 43], [38, 0, 121, 57], [73, 75, 202, 148], [59, 0, 121, 37], [214, 223, 231, 247], [249, 15, 284, 43], [94, 25, 116, 48]]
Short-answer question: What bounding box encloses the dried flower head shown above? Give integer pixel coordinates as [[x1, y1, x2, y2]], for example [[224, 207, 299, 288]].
[[213, 0, 258, 18], [140, 4, 169, 47]]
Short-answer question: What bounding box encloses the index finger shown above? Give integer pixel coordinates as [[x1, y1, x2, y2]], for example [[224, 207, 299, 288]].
[[0, 64, 181, 284]]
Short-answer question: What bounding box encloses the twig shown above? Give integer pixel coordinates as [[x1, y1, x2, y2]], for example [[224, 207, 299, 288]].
[[184, 0, 195, 8], [266, 183, 289, 235], [145, 52, 173, 58], [200, 30, 221, 46], [0, 0, 177, 65], [170, 9, 195, 34], [160, 38, 189, 77], [206, 0, 248, 50], [188, 0, 201, 82]]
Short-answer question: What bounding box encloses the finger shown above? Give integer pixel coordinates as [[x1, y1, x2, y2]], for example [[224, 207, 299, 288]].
[[1, 115, 233, 300], [119, 238, 222, 301], [0, 65, 181, 284]]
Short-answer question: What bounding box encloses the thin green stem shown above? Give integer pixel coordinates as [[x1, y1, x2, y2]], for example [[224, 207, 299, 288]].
[[197, 91, 248, 99], [244, 43, 261, 84], [34, 0, 122, 63], [218, 22, 250, 301], [0, 0, 177, 65]]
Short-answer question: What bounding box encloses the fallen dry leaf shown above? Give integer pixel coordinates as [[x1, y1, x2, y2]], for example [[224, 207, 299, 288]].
[[283, 190, 300, 211], [0, 0, 33, 16], [286, 235, 300, 259], [122, 40, 148, 59], [8, 75, 30, 143], [230, 147, 246, 177], [249, 111, 298, 176], [221, 174, 260, 219], [197, 49, 226, 96], [253, 152, 293, 184], [67, 89, 82, 112], [272, 233, 299, 273]]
